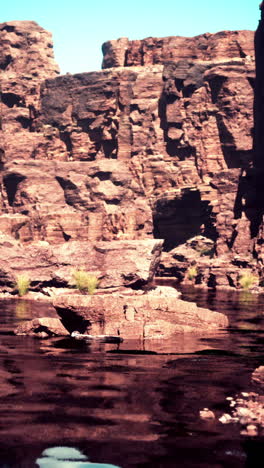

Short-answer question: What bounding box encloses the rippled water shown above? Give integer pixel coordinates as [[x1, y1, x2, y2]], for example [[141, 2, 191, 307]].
[[0, 288, 263, 468]]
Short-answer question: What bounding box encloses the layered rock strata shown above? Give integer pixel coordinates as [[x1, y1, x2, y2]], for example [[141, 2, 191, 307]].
[[102, 31, 254, 69], [0, 19, 261, 290], [53, 291, 228, 338], [0, 236, 163, 291]]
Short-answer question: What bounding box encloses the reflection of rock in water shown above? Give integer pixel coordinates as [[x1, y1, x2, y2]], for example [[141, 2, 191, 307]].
[[15, 300, 30, 319], [36, 445, 121, 467]]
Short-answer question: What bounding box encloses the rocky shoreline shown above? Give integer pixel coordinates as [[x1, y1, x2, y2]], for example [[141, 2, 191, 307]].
[[12, 284, 228, 340], [200, 366, 264, 437], [1, 11, 264, 340]]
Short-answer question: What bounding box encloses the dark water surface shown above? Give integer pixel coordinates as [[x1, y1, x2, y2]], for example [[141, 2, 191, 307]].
[[0, 288, 263, 467]]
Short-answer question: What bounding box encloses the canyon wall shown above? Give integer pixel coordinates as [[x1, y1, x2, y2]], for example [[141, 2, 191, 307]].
[[0, 18, 262, 289]]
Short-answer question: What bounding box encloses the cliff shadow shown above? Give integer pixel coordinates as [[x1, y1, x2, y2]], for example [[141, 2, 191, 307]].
[[152, 189, 217, 252], [233, 168, 262, 240]]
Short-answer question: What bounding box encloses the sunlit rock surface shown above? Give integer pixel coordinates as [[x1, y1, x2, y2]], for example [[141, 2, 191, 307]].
[[53, 289, 228, 338], [0, 236, 163, 291], [0, 20, 261, 290], [14, 317, 69, 338]]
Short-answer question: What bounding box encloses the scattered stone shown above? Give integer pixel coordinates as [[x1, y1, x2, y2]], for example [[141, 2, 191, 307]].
[[219, 414, 233, 424], [199, 409, 215, 420], [240, 424, 258, 437], [218, 391, 264, 436]]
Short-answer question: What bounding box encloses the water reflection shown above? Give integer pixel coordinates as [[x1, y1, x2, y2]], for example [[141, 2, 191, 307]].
[[15, 300, 30, 319], [0, 293, 263, 467], [36, 446, 121, 468]]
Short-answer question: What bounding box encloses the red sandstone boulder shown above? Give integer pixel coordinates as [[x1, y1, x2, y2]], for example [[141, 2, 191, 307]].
[[53, 291, 228, 338], [14, 317, 69, 338]]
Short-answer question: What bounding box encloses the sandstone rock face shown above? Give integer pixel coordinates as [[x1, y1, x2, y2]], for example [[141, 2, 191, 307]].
[[0, 235, 163, 291], [102, 31, 254, 68], [53, 290, 229, 338], [14, 317, 69, 338], [0, 21, 59, 163], [0, 20, 262, 289], [1, 158, 153, 243]]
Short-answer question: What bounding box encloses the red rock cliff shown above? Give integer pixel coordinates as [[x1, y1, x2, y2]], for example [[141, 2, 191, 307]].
[[0, 20, 262, 290]]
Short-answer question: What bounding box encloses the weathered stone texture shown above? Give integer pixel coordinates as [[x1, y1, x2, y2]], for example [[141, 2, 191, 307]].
[[0, 21, 59, 151], [0, 236, 163, 291], [0, 21, 262, 289], [102, 31, 254, 69], [53, 291, 229, 338], [14, 317, 69, 337]]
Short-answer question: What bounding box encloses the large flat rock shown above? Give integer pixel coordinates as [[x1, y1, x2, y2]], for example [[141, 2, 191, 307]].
[[53, 289, 229, 339]]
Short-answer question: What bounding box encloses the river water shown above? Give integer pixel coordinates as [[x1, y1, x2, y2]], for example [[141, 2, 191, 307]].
[[0, 287, 263, 467]]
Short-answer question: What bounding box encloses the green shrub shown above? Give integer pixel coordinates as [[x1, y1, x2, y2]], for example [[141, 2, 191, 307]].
[[238, 272, 258, 290], [187, 266, 198, 281], [16, 274, 30, 296], [72, 270, 99, 295]]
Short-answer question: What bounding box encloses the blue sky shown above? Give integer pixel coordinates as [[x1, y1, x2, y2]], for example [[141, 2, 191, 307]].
[[1, 0, 261, 74]]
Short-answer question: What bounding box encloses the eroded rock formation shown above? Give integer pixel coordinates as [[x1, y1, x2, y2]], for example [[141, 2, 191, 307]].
[[0, 18, 262, 290], [53, 291, 228, 338], [14, 317, 69, 338], [0, 236, 163, 290]]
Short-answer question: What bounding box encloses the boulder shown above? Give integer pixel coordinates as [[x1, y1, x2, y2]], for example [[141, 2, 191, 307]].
[[14, 317, 69, 338], [252, 366, 264, 389], [53, 291, 228, 338], [145, 286, 181, 298], [93, 239, 163, 288]]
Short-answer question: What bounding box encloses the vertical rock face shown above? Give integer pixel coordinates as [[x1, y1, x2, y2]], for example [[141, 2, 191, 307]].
[[102, 31, 254, 69], [0, 19, 262, 289], [253, 6, 264, 171], [0, 21, 59, 110], [0, 21, 59, 165], [254, 5, 264, 198], [253, 3, 264, 268]]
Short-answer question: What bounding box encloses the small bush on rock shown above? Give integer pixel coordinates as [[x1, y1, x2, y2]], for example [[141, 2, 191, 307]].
[[239, 272, 258, 290], [16, 274, 30, 296], [187, 266, 198, 281], [72, 270, 99, 295]]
